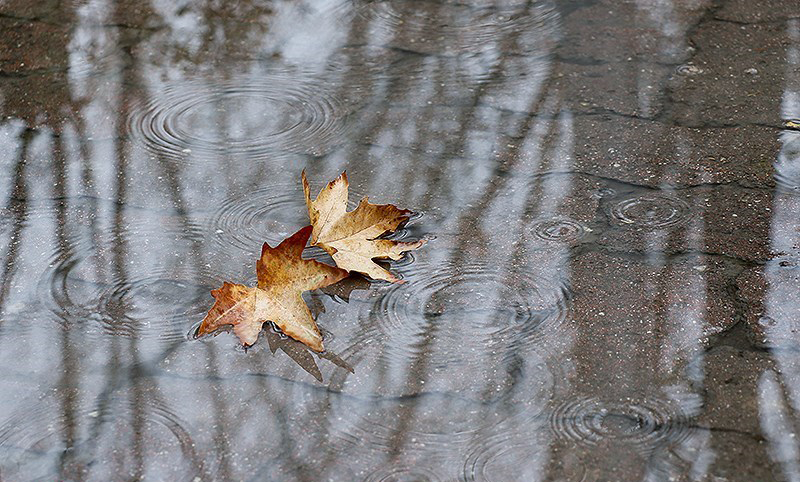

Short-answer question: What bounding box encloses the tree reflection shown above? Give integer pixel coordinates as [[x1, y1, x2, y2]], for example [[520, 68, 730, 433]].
[[0, 0, 791, 480]]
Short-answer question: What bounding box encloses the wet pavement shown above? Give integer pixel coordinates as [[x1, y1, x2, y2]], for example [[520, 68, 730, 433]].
[[0, 0, 799, 480]]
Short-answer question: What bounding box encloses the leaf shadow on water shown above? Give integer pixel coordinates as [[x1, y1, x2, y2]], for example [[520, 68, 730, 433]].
[[318, 275, 373, 303], [191, 321, 354, 383], [263, 325, 354, 383]]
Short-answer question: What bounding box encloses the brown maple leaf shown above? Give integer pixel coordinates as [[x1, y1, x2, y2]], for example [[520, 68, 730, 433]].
[[302, 171, 425, 283], [195, 226, 348, 352]]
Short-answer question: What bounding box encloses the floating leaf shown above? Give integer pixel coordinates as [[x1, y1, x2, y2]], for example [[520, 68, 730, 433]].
[[302, 171, 425, 282], [196, 226, 348, 352]]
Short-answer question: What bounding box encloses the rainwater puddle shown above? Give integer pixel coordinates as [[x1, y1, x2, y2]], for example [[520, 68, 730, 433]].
[[0, 0, 798, 480]]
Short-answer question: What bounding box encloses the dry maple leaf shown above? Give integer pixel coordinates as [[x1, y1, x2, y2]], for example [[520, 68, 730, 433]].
[[302, 171, 425, 283], [196, 226, 348, 352]]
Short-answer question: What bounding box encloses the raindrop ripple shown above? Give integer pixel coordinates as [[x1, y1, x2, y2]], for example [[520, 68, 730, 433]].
[[39, 217, 227, 341], [357, 0, 558, 54], [208, 182, 364, 257], [776, 134, 800, 195], [549, 396, 694, 454], [128, 77, 349, 161], [368, 260, 572, 368], [463, 432, 587, 482], [364, 464, 448, 482], [532, 217, 587, 243], [317, 260, 570, 452], [610, 194, 690, 229], [0, 396, 211, 480]]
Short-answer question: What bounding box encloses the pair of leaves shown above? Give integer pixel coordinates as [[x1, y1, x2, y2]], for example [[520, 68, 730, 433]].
[[196, 172, 425, 352]]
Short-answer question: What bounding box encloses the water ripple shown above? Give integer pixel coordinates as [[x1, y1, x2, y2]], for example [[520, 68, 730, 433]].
[[548, 396, 693, 454], [208, 182, 364, 257], [776, 133, 800, 194], [0, 395, 210, 481], [675, 64, 703, 76], [463, 432, 586, 482], [364, 464, 449, 481], [317, 260, 571, 453], [39, 217, 225, 341], [369, 261, 572, 368], [128, 76, 350, 161], [357, 0, 559, 55], [610, 195, 690, 229], [320, 383, 554, 454], [531, 217, 587, 244]]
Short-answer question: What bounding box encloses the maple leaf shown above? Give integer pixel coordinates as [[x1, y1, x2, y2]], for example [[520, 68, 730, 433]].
[[196, 226, 348, 352], [302, 171, 426, 283]]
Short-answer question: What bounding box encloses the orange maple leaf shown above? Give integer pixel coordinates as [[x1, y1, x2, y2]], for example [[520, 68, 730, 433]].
[[196, 226, 348, 352], [302, 171, 425, 282]]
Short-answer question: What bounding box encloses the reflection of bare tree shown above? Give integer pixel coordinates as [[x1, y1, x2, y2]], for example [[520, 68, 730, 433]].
[[0, 2, 85, 478], [51, 137, 85, 478], [759, 19, 800, 477], [312, 2, 568, 473], [0, 130, 30, 320]]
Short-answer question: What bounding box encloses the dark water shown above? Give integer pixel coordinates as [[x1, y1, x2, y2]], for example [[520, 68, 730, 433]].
[[0, 0, 798, 480]]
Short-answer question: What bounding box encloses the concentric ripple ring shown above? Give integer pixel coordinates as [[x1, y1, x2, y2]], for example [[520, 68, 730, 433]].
[[128, 76, 349, 161], [364, 464, 448, 482], [356, 0, 559, 55], [532, 217, 587, 243], [463, 432, 586, 482], [208, 183, 365, 257], [317, 260, 571, 452], [0, 396, 211, 480], [369, 261, 572, 368], [776, 133, 800, 195], [38, 216, 227, 342], [548, 396, 694, 454], [610, 194, 690, 229]]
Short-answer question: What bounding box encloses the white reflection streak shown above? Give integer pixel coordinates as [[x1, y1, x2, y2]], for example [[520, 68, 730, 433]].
[[476, 19, 569, 482], [660, 186, 715, 479], [760, 371, 800, 482], [639, 0, 680, 274], [761, 17, 800, 480], [759, 19, 800, 480], [269, 0, 347, 68], [661, 185, 706, 377], [634, 0, 715, 471], [0, 119, 25, 201], [634, 0, 680, 117], [70, 0, 119, 207], [479, 100, 577, 480], [480, 92, 558, 229], [539, 109, 573, 214]]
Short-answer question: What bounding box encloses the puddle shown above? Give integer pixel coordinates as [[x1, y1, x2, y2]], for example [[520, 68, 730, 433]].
[[0, 0, 798, 479]]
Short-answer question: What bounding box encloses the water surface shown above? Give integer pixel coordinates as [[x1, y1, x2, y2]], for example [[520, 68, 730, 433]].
[[0, 0, 798, 480]]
